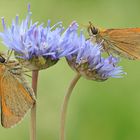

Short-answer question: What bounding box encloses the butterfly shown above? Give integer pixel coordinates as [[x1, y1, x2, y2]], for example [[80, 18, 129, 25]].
[[88, 21, 140, 60], [0, 53, 35, 128]]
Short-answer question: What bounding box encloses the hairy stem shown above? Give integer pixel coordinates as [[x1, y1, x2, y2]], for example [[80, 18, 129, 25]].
[[30, 70, 39, 140], [60, 73, 81, 140]]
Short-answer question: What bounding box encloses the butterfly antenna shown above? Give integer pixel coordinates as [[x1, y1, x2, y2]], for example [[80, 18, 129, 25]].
[[88, 21, 95, 36]]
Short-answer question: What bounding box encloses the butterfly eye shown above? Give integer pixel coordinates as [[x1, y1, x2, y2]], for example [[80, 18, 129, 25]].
[[88, 23, 99, 36], [91, 27, 99, 35], [0, 56, 5, 63]]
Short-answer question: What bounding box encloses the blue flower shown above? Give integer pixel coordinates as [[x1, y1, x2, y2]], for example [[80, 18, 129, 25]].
[[64, 23, 125, 81], [0, 4, 68, 70]]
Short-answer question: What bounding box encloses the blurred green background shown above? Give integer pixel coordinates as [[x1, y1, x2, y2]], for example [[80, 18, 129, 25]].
[[0, 0, 140, 140]]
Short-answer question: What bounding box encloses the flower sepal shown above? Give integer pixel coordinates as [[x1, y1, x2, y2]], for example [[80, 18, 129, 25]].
[[67, 57, 107, 82], [15, 52, 58, 70]]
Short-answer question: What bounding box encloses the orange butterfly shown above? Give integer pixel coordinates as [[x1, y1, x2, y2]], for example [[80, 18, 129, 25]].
[[0, 53, 35, 128], [88, 22, 140, 60]]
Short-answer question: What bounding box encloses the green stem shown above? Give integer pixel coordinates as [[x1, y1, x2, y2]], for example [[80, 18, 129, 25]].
[[60, 73, 81, 140], [30, 70, 39, 140]]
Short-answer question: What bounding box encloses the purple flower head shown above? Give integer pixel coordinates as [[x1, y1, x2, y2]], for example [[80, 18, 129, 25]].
[[65, 23, 125, 81], [0, 4, 67, 70]]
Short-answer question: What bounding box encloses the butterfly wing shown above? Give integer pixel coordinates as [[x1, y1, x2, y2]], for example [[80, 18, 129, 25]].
[[100, 28, 140, 59], [0, 69, 35, 128]]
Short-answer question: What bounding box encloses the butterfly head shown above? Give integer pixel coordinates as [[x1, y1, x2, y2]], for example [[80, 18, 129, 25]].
[[88, 21, 99, 36]]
